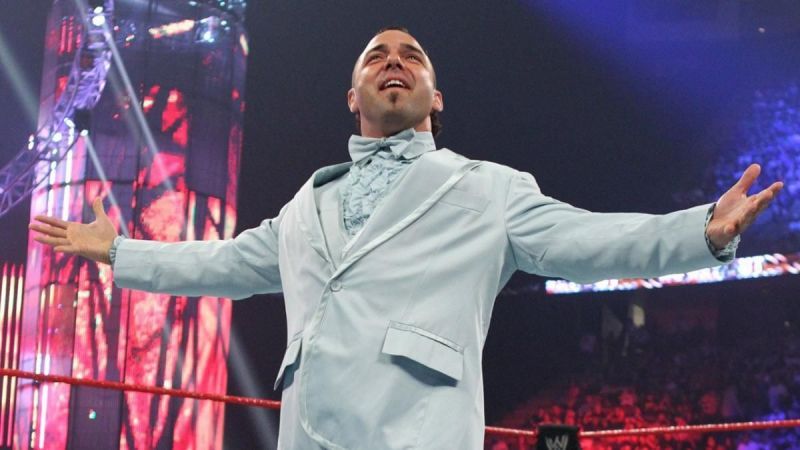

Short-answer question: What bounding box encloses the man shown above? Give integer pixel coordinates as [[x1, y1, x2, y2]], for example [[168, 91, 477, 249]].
[[31, 28, 783, 450]]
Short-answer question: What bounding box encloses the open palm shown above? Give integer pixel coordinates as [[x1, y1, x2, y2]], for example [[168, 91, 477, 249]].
[[706, 164, 784, 250], [29, 197, 119, 264]]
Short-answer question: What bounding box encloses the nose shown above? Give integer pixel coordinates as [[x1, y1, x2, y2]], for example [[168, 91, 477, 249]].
[[385, 53, 403, 70]]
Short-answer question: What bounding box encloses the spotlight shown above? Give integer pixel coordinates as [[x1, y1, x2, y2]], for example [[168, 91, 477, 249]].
[[91, 14, 106, 27], [195, 16, 221, 44]]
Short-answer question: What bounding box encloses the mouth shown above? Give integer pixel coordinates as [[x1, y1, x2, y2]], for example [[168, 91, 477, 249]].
[[379, 78, 410, 91]]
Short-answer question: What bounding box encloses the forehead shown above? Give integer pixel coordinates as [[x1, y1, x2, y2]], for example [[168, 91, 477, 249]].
[[360, 30, 427, 57]]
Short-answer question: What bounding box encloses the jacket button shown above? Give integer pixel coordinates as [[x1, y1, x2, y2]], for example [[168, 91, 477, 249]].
[[330, 280, 343, 292]]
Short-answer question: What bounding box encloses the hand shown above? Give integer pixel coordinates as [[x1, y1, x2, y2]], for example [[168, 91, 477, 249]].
[[706, 164, 783, 250], [29, 197, 119, 264]]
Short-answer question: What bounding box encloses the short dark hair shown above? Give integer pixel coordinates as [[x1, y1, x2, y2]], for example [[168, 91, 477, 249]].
[[353, 26, 442, 137]]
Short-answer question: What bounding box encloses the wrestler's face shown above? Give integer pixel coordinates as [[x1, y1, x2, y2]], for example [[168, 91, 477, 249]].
[[348, 30, 443, 138]]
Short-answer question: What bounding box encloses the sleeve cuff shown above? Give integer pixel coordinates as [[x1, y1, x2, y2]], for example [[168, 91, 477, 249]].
[[704, 204, 739, 262], [109, 235, 126, 267]]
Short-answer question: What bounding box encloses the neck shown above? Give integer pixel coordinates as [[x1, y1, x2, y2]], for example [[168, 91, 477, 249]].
[[359, 117, 432, 138]]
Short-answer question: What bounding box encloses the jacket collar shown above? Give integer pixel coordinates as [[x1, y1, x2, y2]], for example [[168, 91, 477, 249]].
[[294, 150, 478, 270]]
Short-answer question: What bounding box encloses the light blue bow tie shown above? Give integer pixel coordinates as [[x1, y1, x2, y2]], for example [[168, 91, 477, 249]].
[[347, 128, 436, 163]]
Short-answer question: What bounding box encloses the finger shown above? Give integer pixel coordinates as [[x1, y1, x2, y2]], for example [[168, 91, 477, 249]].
[[753, 188, 774, 206], [33, 215, 69, 229], [733, 164, 761, 194], [752, 181, 784, 201], [33, 235, 71, 247], [754, 182, 784, 208], [29, 223, 67, 238], [92, 197, 109, 220], [738, 197, 773, 232], [755, 189, 778, 212], [767, 181, 784, 195]]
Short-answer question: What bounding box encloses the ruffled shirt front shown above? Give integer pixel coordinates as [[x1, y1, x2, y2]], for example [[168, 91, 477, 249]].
[[341, 129, 436, 237]]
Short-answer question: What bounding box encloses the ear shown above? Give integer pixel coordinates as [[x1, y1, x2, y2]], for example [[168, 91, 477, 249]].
[[347, 88, 358, 113], [432, 89, 444, 112]]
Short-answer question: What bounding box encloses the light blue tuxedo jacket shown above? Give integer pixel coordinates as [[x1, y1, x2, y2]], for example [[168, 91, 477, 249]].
[[113, 149, 727, 449]]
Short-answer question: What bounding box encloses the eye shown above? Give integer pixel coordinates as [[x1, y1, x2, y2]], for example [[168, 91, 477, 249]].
[[366, 53, 383, 63], [407, 54, 422, 62]]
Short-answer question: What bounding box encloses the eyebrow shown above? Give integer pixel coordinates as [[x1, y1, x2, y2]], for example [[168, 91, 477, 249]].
[[364, 43, 426, 58]]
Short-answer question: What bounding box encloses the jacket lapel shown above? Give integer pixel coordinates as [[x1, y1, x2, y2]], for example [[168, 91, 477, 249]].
[[294, 162, 351, 264], [336, 149, 481, 276]]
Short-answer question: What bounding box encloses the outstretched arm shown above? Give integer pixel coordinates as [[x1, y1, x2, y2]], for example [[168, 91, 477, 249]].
[[505, 164, 782, 284], [30, 198, 286, 299]]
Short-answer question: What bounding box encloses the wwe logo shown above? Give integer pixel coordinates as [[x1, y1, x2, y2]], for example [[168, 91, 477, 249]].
[[545, 434, 569, 450]]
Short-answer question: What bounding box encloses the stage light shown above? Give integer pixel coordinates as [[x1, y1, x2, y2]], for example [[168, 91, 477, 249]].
[[91, 14, 106, 27], [195, 17, 222, 44], [227, 330, 280, 448], [0, 31, 39, 125], [239, 34, 249, 55], [148, 19, 195, 39]]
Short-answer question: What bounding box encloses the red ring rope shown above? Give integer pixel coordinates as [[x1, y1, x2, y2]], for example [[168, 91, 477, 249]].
[[3, 367, 799, 440], [0, 367, 280, 409], [579, 419, 800, 438], [486, 419, 800, 439]]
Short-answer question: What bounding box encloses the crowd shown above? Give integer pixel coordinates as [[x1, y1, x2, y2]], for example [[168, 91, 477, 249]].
[[488, 325, 800, 450], [707, 79, 800, 253]]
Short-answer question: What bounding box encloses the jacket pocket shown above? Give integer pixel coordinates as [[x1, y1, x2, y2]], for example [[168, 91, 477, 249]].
[[437, 188, 489, 213], [381, 321, 464, 381], [273, 334, 302, 390]]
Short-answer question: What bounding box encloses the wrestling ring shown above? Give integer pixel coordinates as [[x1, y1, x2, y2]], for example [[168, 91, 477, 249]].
[[1, 367, 798, 449]]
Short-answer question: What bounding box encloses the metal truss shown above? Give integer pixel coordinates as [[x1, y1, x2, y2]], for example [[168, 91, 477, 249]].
[[0, 0, 113, 218]]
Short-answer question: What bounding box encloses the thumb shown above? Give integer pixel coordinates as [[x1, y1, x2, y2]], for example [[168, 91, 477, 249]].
[[92, 197, 108, 220]]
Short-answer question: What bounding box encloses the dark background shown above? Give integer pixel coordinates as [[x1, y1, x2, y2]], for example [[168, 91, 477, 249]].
[[1, 1, 799, 448]]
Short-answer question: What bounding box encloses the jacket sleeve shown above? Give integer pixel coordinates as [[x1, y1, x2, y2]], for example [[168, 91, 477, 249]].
[[504, 170, 731, 284], [112, 203, 288, 300]]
